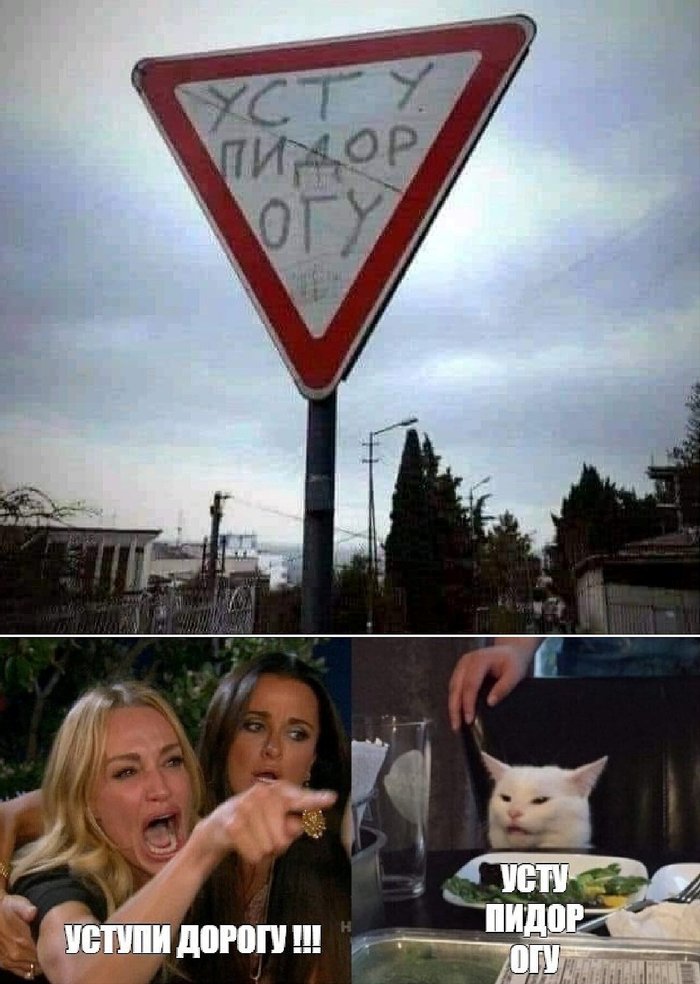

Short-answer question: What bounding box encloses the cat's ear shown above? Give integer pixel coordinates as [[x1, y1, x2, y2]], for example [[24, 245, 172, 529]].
[[481, 752, 509, 782], [570, 756, 608, 796]]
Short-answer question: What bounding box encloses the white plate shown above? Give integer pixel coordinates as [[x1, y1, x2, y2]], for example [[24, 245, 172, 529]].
[[647, 863, 700, 902], [443, 852, 649, 915]]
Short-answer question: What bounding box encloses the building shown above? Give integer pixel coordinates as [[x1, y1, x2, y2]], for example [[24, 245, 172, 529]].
[[647, 461, 700, 531], [224, 532, 290, 590], [0, 525, 161, 594], [150, 541, 206, 585], [150, 533, 289, 590], [575, 529, 700, 633], [256, 551, 290, 591]]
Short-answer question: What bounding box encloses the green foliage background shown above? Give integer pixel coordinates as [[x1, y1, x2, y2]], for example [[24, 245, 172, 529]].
[[0, 637, 323, 799]]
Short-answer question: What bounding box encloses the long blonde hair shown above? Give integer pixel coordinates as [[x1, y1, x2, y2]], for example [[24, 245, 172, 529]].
[[11, 682, 203, 914]]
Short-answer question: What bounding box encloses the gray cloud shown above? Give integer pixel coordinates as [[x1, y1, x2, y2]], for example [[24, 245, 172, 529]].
[[2, 0, 698, 550]]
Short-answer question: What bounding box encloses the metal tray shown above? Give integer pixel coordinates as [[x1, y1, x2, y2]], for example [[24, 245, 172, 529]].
[[351, 928, 700, 984]]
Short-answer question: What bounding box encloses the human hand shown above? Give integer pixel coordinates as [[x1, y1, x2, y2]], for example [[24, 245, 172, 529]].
[[200, 782, 337, 865], [448, 639, 540, 730], [0, 892, 39, 978]]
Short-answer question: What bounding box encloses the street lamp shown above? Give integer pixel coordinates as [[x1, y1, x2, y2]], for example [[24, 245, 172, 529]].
[[522, 529, 539, 630], [363, 416, 418, 633], [468, 477, 491, 618], [468, 475, 491, 540]]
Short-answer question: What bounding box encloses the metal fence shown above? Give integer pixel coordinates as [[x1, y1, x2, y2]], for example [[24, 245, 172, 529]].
[[606, 602, 700, 634], [0, 580, 256, 635]]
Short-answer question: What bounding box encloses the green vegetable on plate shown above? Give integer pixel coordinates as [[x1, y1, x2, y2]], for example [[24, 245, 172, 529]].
[[443, 863, 647, 908]]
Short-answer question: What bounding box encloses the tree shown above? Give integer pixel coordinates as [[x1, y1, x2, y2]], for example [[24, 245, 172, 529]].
[[332, 553, 370, 632], [551, 463, 663, 602], [669, 380, 700, 468], [0, 486, 91, 526], [465, 491, 491, 545], [0, 636, 322, 796], [665, 380, 700, 529], [480, 511, 536, 610], [553, 465, 618, 568], [384, 429, 438, 631], [422, 437, 474, 629], [617, 487, 666, 542], [0, 485, 97, 607], [384, 432, 491, 630]]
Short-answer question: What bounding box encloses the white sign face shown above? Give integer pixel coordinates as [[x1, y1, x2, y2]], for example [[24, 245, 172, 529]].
[[176, 52, 481, 339]]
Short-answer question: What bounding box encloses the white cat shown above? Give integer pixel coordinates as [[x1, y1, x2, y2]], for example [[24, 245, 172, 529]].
[[482, 752, 608, 849]]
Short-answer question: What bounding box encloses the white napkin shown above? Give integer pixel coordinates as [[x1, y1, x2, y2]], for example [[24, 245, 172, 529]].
[[351, 739, 388, 831], [607, 901, 700, 942]]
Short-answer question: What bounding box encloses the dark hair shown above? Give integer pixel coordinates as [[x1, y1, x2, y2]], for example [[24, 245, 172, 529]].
[[192, 652, 350, 984]]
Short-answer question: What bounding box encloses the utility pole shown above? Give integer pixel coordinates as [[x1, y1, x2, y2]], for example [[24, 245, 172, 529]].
[[208, 491, 230, 589], [363, 430, 378, 634]]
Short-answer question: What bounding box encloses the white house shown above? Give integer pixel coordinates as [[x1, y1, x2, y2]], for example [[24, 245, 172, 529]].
[[256, 552, 290, 591], [150, 532, 289, 589]]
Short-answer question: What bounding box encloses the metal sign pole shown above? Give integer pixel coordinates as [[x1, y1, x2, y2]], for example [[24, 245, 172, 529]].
[[300, 390, 337, 632]]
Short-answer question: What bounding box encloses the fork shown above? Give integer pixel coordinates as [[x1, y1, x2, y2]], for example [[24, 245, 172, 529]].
[[675, 872, 700, 903], [577, 871, 700, 933]]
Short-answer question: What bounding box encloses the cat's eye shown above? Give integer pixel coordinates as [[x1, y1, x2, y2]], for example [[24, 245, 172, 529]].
[[500, 794, 511, 802], [531, 796, 550, 805]]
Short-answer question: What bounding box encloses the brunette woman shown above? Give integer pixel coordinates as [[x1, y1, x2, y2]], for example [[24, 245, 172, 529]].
[[192, 651, 350, 984]]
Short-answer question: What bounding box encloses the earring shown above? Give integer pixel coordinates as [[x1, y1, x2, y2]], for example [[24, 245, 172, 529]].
[[301, 775, 326, 839], [301, 807, 327, 839]]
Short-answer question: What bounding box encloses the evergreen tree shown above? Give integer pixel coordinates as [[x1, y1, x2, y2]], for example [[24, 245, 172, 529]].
[[617, 488, 666, 542], [666, 380, 700, 528], [384, 429, 438, 631], [480, 511, 535, 609], [422, 437, 473, 628], [466, 492, 491, 545], [332, 553, 369, 632], [552, 464, 620, 570], [551, 463, 664, 602], [384, 432, 485, 630], [669, 380, 700, 467]]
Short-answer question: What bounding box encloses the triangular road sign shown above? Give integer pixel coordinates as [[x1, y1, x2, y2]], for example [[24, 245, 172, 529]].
[[133, 16, 536, 399]]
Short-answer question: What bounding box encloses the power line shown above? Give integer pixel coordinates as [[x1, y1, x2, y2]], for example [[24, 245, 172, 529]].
[[227, 493, 366, 544]]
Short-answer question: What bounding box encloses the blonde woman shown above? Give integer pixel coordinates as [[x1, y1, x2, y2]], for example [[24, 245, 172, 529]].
[[1, 682, 334, 984]]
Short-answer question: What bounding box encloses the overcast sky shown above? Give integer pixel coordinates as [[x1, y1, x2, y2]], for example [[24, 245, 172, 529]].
[[2, 1, 698, 559]]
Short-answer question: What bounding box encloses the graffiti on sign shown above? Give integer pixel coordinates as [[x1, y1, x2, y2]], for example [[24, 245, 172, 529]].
[[177, 52, 480, 336]]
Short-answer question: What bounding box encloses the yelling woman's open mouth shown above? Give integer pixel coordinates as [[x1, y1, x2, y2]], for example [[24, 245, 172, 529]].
[[142, 812, 182, 859]]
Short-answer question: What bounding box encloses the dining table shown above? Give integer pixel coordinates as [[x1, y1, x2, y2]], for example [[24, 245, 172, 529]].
[[352, 847, 699, 984], [380, 847, 692, 935]]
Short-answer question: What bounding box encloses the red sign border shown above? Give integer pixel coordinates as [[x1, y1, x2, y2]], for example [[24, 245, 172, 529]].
[[133, 17, 536, 398]]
